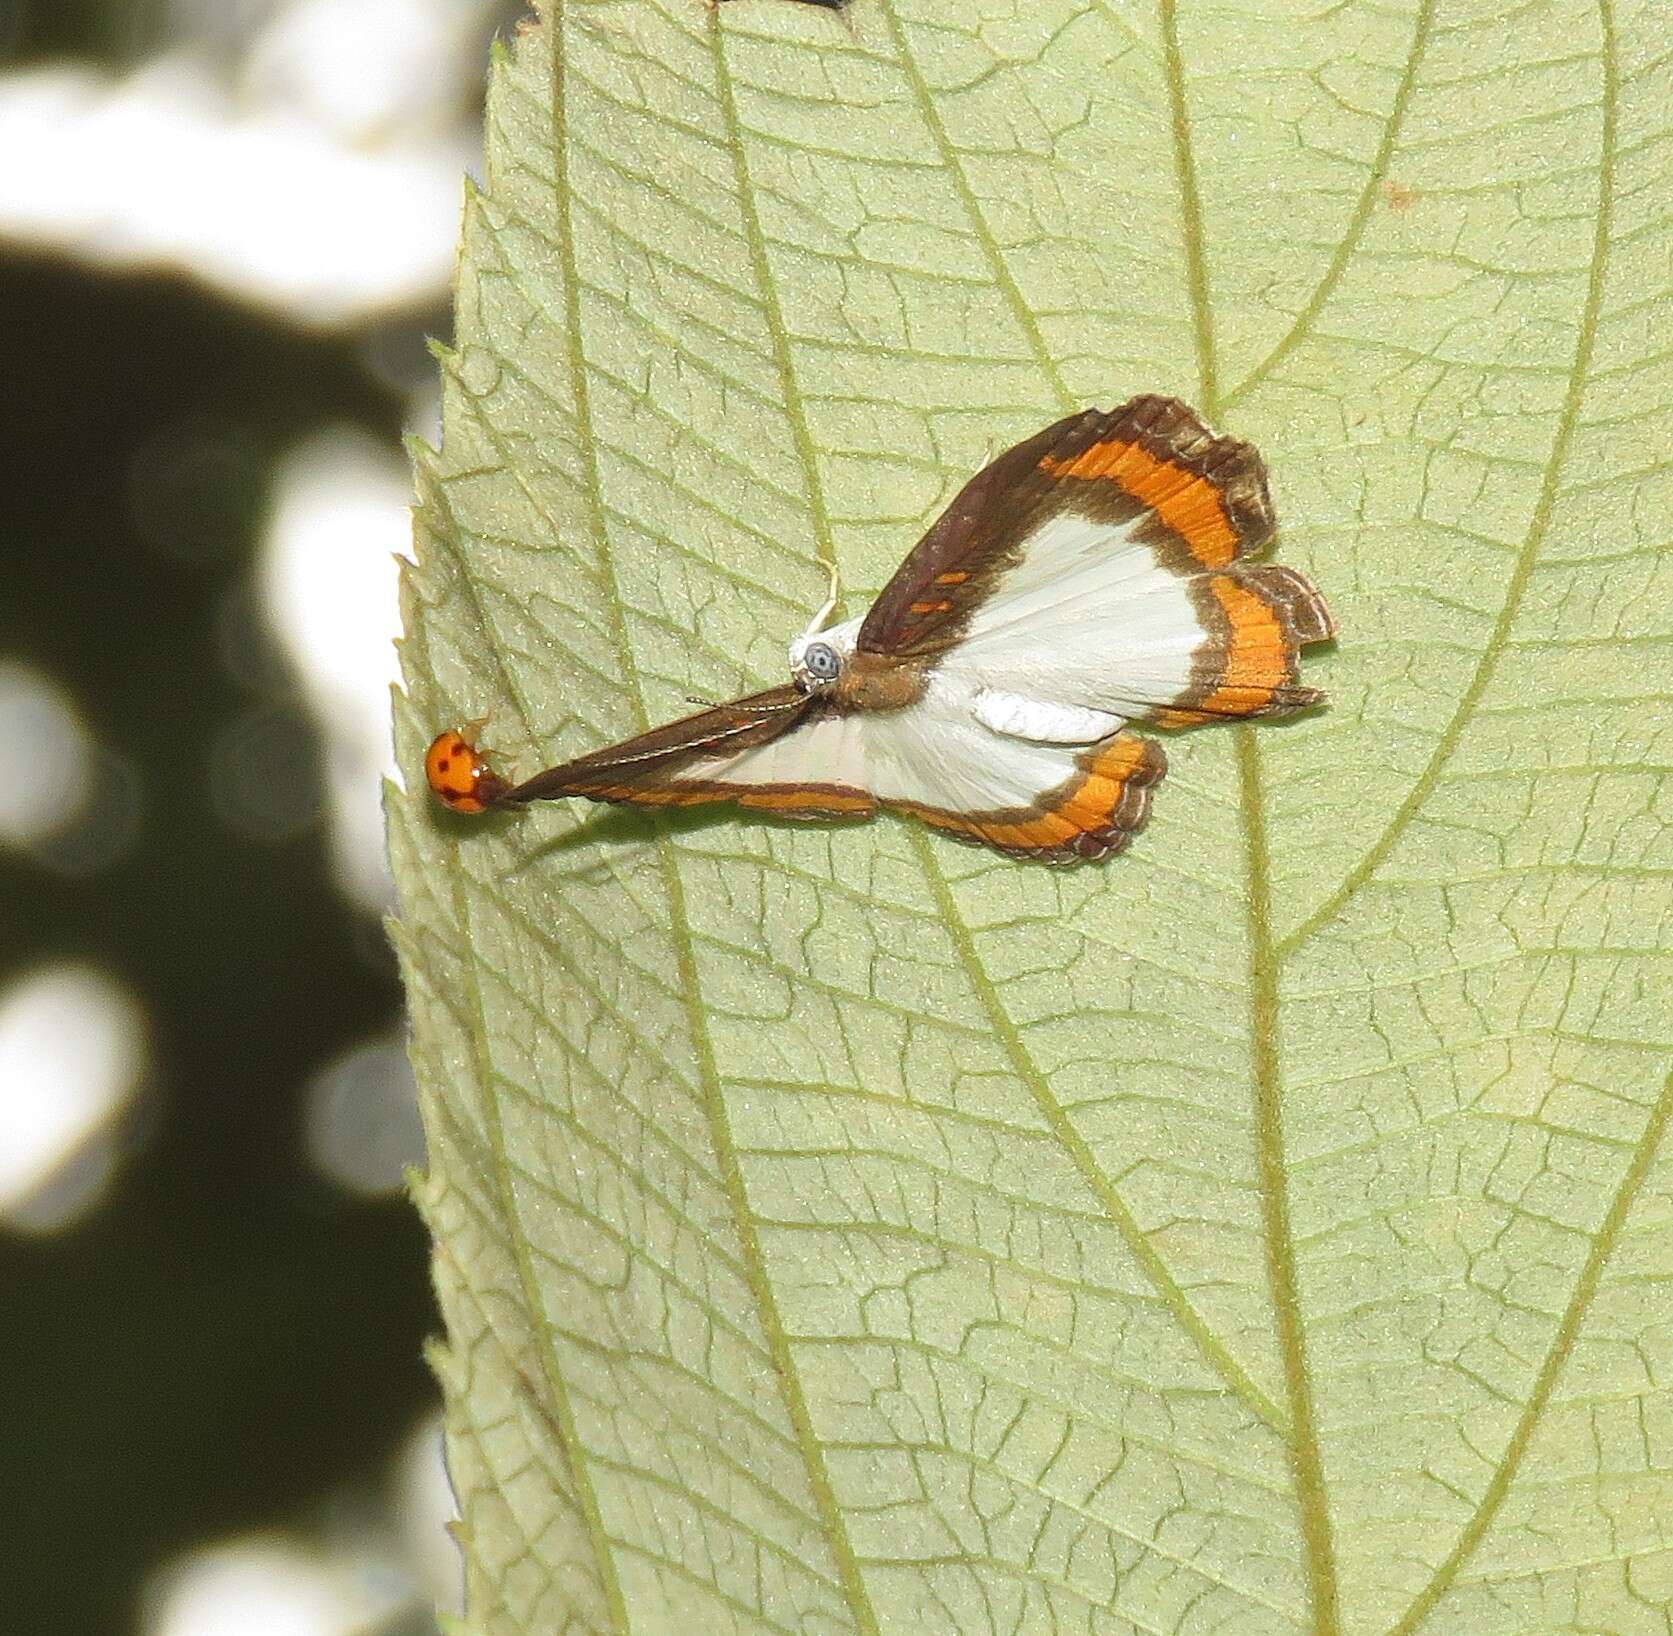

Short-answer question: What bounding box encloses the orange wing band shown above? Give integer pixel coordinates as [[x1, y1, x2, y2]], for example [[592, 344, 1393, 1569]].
[[566, 779, 874, 820], [737, 788, 875, 816], [900, 733, 1166, 863], [1194, 575, 1289, 715], [1040, 438, 1241, 568], [1155, 570, 1331, 726]]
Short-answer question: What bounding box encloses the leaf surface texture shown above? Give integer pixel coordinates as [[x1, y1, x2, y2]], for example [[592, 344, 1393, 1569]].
[[389, 2, 1673, 1631]]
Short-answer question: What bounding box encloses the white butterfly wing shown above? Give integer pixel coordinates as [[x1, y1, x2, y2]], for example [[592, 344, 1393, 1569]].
[[857, 697, 1166, 862], [677, 709, 874, 819], [615, 688, 1164, 863], [937, 510, 1206, 720]]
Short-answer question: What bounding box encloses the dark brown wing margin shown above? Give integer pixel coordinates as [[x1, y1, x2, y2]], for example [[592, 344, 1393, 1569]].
[[858, 396, 1276, 659], [496, 685, 871, 819], [889, 732, 1167, 863], [857, 409, 1101, 657]]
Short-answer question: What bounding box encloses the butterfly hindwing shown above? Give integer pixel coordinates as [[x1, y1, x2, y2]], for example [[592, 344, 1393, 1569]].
[[1154, 563, 1338, 725], [859, 702, 1168, 862], [498, 687, 873, 822]]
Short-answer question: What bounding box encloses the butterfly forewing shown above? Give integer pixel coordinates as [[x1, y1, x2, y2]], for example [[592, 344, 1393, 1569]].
[[873, 395, 1333, 727], [497, 686, 869, 820]]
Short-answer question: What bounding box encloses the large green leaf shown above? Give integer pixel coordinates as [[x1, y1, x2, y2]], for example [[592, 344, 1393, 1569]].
[[387, 1, 1672, 1630]]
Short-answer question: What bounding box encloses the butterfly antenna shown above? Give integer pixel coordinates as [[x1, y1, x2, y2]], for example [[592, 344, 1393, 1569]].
[[800, 556, 843, 642]]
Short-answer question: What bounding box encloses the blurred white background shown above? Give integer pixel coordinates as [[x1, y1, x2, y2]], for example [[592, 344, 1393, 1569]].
[[0, 2, 521, 1631]]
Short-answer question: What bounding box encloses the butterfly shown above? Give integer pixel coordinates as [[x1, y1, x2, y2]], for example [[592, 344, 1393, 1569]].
[[426, 395, 1335, 864]]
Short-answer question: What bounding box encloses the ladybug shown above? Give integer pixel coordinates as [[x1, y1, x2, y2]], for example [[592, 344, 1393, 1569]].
[[425, 729, 509, 815]]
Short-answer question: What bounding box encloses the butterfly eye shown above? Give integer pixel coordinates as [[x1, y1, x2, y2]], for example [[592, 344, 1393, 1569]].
[[802, 642, 841, 682]]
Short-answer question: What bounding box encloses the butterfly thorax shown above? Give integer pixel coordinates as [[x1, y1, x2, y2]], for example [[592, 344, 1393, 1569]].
[[830, 649, 931, 713], [788, 610, 931, 714]]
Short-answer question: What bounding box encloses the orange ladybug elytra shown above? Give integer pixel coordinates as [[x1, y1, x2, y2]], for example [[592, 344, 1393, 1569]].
[[425, 730, 510, 815]]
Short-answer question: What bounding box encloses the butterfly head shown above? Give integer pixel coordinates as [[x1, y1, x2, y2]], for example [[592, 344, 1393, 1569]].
[[787, 557, 853, 694], [789, 635, 841, 693], [788, 613, 861, 694]]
